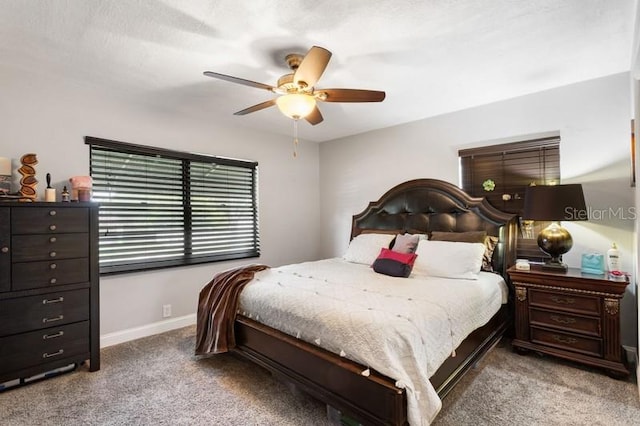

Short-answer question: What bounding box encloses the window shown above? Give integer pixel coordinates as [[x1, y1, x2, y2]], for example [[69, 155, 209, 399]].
[[86, 137, 259, 274], [459, 136, 560, 261]]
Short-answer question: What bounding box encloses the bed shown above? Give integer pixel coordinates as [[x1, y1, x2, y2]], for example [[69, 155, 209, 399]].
[[197, 178, 517, 425]]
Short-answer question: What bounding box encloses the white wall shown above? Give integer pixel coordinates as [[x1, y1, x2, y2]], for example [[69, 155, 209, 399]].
[[0, 76, 321, 341], [320, 72, 637, 347]]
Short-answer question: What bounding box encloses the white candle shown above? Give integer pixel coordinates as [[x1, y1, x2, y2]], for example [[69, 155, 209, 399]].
[[0, 157, 10, 176]]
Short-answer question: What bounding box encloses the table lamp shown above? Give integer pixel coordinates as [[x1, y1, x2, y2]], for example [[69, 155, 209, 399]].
[[523, 184, 587, 271]]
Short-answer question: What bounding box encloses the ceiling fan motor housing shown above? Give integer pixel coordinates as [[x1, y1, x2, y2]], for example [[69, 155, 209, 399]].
[[277, 73, 300, 92]]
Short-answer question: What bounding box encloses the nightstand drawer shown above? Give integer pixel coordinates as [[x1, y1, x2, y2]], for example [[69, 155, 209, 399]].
[[529, 289, 601, 316], [0, 289, 89, 336], [12, 233, 89, 262], [530, 308, 601, 337], [0, 321, 89, 372], [12, 258, 89, 290], [11, 207, 89, 235], [531, 327, 602, 357]]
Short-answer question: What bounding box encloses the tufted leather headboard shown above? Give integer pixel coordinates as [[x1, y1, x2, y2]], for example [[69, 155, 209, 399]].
[[351, 179, 518, 278]]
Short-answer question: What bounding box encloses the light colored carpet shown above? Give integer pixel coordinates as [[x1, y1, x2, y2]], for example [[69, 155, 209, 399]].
[[1, 325, 638, 425]]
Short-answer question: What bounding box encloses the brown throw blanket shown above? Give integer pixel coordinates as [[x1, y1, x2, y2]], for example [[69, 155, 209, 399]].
[[195, 264, 269, 356]]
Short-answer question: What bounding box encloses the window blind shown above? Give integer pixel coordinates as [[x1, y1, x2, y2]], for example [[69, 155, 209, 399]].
[[459, 136, 560, 262], [459, 136, 560, 215], [86, 137, 259, 274]]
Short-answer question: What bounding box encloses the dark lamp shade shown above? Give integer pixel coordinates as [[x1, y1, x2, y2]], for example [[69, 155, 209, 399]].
[[523, 184, 587, 221]]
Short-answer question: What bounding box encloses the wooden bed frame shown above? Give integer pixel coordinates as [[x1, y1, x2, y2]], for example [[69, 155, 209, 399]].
[[232, 179, 517, 425]]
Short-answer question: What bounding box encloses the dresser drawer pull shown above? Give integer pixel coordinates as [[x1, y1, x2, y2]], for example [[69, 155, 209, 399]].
[[43, 349, 64, 358], [49, 210, 57, 216], [552, 335, 577, 345], [550, 296, 575, 305], [43, 331, 64, 340], [550, 315, 577, 325], [42, 315, 64, 323], [42, 297, 64, 304], [50, 263, 57, 270], [49, 251, 57, 258], [50, 278, 57, 284], [49, 237, 57, 243], [1, 246, 7, 253], [49, 225, 57, 231]]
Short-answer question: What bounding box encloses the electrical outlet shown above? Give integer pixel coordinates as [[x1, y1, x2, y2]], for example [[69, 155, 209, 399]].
[[162, 304, 172, 318]]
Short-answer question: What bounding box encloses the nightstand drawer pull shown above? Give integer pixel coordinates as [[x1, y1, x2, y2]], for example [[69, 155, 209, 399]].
[[1, 246, 8, 253], [550, 315, 577, 325], [550, 296, 575, 305], [49, 224, 57, 231], [43, 331, 64, 340], [49, 210, 57, 216], [43, 349, 64, 358], [42, 315, 64, 323], [552, 335, 577, 345], [42, 297, 64, 304], [49, 236, 57, 243]]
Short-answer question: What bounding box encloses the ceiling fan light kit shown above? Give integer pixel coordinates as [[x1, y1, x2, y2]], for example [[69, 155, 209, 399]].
[[275, 93, 316, 119]]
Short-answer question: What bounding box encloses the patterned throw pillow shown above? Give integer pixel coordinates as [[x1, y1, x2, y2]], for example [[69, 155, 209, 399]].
[[372, 248, 418, 278], [390, 233, 420, 254], [482, 236, 499, 272]]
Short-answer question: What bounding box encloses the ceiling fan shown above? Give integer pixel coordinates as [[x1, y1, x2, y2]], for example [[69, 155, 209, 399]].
[[203, 46, 386, 126]]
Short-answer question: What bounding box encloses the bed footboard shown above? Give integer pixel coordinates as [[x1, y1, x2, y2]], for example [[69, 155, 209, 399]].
[[233, 306, 508, 426], [234, 316, 408, 426]]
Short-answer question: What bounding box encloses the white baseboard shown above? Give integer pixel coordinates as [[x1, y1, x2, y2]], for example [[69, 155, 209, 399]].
[[100, 313, 197, 348]]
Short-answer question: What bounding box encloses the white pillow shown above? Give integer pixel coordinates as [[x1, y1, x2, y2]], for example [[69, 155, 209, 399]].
[[343, 233, 396, 265], [413, 240, 486, 280]]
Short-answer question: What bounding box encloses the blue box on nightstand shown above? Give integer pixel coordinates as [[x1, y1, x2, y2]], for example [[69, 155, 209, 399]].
[[581, 253, 605, 275]]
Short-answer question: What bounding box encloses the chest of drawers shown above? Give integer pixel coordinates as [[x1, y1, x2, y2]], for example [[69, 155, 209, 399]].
[[508, 265, 629, 377], [0, 202, 100, 387]]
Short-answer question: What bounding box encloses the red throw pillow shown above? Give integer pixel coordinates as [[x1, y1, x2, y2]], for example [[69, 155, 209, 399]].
[[372, 248, 418, 278]]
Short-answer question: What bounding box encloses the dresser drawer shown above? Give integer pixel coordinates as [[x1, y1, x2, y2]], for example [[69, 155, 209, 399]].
[[529, 289, 601, 316], [12, 233, 89, 262], [530, 308, 601, 337], [0, 289, 89, 336], [0, 321, 89, 372], [11, 207, 89, 235], [0, 207, 9, 293], [12, 258, 89, 290], [531, 326, 602, 358]]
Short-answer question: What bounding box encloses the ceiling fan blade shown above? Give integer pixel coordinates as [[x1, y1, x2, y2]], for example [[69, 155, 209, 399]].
[[294, 46, 332, 89], [305, 105, 324, 126], [233, 99, 277, 116], [203, 71, 275, 92], [318, 89, 386, 103]]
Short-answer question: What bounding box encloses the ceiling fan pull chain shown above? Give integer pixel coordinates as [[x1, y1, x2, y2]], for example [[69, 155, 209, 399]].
[[293, 118, 299, 158]]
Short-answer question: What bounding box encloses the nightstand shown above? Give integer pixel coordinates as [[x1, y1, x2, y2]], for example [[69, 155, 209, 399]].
[[508, 265, 629, 378]]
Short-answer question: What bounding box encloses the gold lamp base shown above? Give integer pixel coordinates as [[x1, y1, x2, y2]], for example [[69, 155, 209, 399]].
[[537, 221, 572, 271]]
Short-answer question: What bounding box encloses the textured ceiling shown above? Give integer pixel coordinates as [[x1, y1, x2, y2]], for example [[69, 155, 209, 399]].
[[0, 0, 636, 142]]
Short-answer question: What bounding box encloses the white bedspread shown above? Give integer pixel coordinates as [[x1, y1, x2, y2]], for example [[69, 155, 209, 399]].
[[238, 258, 506, 425]]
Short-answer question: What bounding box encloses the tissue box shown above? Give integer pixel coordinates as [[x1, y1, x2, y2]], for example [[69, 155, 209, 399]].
[[581, 253, 605, 275]]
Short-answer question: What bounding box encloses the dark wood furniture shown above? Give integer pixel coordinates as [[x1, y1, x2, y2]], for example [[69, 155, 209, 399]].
[[509, 265, 629, 377], [0, 202, 100, 388], [231, 179, 518, 425]]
